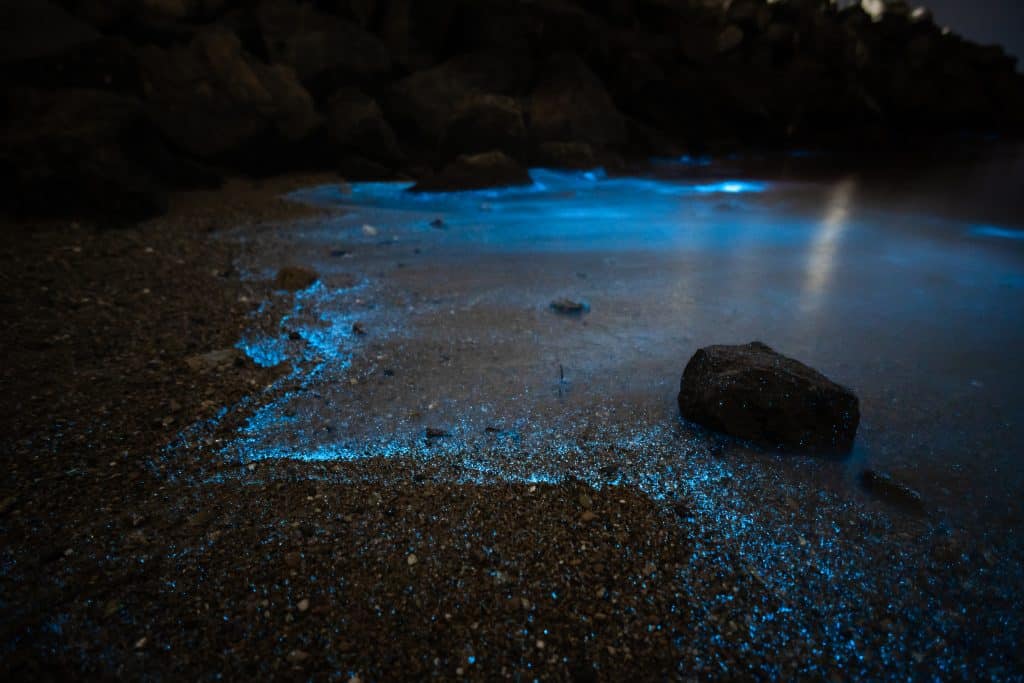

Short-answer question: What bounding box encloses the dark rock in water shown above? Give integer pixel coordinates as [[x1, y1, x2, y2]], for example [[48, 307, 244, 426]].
[[533, 142, 597, 170], [274, 266, 319, 291], [529, 52, 627, 149], [441, 94, 527, 161], [139, 29, 321, 161], [408, 151, 532, 193], [326, 88, 403, 165], [550, 299, 588, 315], [860, 469, 924, 509], [425, 427, 448, 439], [678, 342, 860, 453]]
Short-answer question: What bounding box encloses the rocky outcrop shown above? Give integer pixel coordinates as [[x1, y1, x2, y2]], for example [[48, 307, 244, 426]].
[[529, 52, 627, 149], [408, 151, 532, 193], [440, 94, 527, 161], [139, 30, 320, 161], [249, 1, 391, 98], [387, 51, 534, 148], [326, 88, 403, 166], [678, 342, 860, 453], [0, 87, 208, 221], [2, 0, 1022, 222]]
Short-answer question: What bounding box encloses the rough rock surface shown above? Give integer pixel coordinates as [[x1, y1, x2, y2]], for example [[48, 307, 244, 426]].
[[678, 341, 860, 453], [408, 151, 532, 193], [139, 30, 320, 161], [326, 88, 403, 165], [2, 0, 1024, 221], [440, 94, 528, 161]]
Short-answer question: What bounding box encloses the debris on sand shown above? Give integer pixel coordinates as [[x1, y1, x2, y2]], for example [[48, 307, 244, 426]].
[[678, 341, 860, 453], [550, 298, 588, 315], [860, 469, 924, 509], [185, 348, 244, 373], [274, 266, 318, 291]]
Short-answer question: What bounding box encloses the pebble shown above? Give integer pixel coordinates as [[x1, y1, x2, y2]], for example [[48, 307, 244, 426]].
[[297, 598, 310, 612], [407, 553, 418, 566]]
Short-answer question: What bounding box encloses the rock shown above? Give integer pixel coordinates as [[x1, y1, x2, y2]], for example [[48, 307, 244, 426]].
[[717, 24, 745, 53], [287, 649, 310, 665], [678, 342, 860, 453], [860, 469, 924, 509], [529, 53, 627, 149], [326, 88, 403, 165], [388, 51, 534, 146], [274, 266, 319, 291], [550, 299, 588, 315], [0, 88, 170, 221], [185, 348, 244, 373], [297, 598, 310, 612], [0, 0, 99, 65], [406, 553, 418, 566], [425, 427, 448, 438], [408, 151, 532, 193], [440, 94, 527, 161], [139, 29, 320, 161], [532, 141, 597, 170], [251, 0, 390, 97]]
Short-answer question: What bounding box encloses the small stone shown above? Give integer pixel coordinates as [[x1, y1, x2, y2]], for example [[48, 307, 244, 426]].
[[274, 266, 318, 291], [287, 649, 310, 664], [550, 298, 588, 315], [361, 224, 378, 236], [425, 427, 448, 439], [135, 637, 147, 649], [407, 553, 418, 566], [297, 598, 310, 612], [580, 511, 597, 522], [861, 469, 924, 509]]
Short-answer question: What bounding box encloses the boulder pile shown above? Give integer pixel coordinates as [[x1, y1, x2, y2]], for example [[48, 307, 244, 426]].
[[2, 0, 1022, 220]]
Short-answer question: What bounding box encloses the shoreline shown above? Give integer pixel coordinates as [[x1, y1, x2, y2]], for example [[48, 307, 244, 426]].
[[1, 173, 1021, 680]]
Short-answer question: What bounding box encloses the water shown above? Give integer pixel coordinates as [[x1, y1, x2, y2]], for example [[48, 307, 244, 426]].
[[172, 147, 1024, 676], [219, 154, 1024, 518]]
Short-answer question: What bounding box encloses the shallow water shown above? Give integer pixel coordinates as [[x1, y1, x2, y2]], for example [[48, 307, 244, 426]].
[[224, 153, 1024, 519], [177, 148, 1024, 675]]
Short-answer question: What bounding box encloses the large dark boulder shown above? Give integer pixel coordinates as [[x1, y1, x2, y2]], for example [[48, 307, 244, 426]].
[[387, 50, 534, 147], [528, 52, 627, 149], [0, 88, 169, 221], [678, 342, 860, 453], [138, 29, 321, 161], [325, 87, 403, 165], [440, 94, 527, 161], [408, 151, 532, 193], [250, 0, 391, 97]]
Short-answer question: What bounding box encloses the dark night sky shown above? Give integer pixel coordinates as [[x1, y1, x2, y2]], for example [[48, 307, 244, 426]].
[[924, 0, 1024, 62]]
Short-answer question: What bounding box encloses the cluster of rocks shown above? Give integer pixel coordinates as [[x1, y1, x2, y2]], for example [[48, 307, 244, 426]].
[[2, 0, 1022, 220]]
